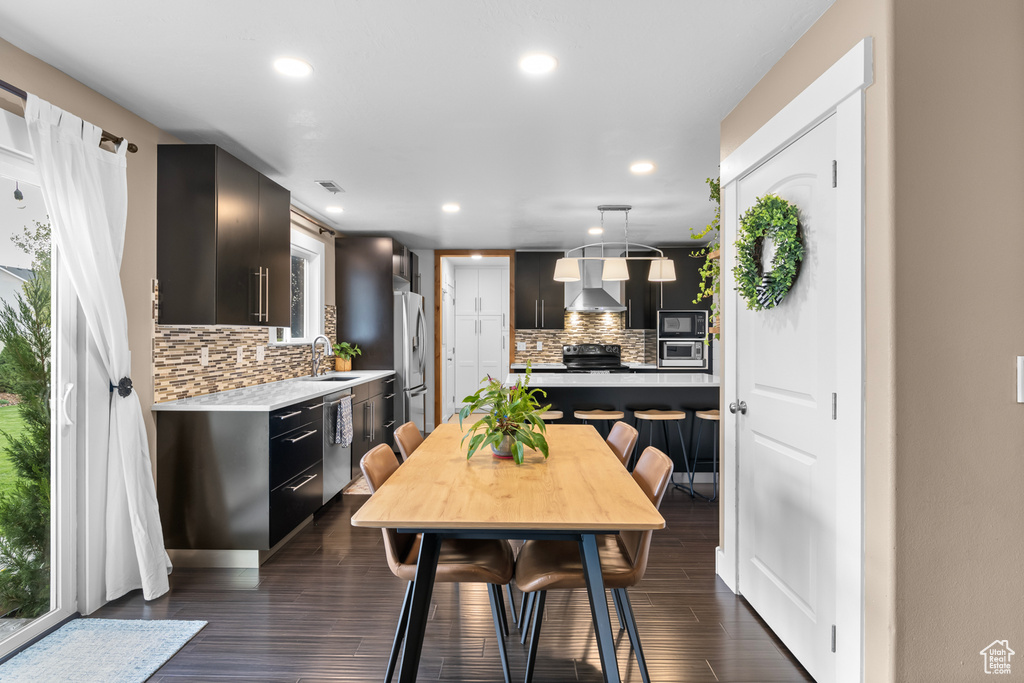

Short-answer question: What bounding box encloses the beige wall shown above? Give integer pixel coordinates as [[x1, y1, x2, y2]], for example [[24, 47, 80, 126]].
[[891, 1, 1024, 680], [0, 36, 179, 462], [721, 0, 896, 679], [723, 0, 1024, 680]]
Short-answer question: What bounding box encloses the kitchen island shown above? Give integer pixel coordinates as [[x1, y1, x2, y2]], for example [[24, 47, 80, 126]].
[[505, 372, 720, 477]]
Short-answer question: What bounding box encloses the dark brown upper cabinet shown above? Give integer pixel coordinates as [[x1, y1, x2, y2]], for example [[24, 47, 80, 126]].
[[652, 247, 707, 313], [624, 252, 655, 329], [157, 144, 291, 326], [514, 252, 564, 329]]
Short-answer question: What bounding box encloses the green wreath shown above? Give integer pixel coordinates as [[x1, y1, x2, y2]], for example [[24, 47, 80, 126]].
[[734, 194, 803, 310]]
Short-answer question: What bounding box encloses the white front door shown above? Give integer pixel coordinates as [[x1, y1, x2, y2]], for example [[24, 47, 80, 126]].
[[735, 115, 838, 683]]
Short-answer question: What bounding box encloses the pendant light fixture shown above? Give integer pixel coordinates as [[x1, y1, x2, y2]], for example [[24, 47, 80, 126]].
[[13, 181, 23, 201], [557, 205, 677, 287]]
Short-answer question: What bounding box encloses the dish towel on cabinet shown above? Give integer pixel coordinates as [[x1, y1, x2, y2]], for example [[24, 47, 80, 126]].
[[336, 395, 354, 447]]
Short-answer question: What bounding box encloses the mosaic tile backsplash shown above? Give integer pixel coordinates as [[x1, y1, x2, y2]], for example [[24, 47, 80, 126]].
[[153, 305, 337, 403], [514, 312, 657, 364]]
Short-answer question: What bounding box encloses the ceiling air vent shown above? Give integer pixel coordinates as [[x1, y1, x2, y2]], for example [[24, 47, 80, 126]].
[[314, 180, 345, 194]]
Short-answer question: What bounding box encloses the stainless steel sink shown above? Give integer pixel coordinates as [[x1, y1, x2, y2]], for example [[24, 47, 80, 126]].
[[305, 375, 359, 382]]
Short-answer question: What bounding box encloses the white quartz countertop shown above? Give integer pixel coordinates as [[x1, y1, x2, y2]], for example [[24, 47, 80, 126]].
[[510, 362, 679, 371], [510, 363, 566, 370], [506, 372, 720, 388], [151, 370, 396, 412]]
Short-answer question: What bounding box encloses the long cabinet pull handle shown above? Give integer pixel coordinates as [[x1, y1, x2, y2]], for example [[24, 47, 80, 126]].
[[535, 300, 538, 328], [384, 377, 396, 384], [264, 267, 270, 322], [628, 299, 632, 327], [384, 420, 395, 429], [384, 393, 395, 400], [275, 410, 302, 420], [285, 429, 317, 444], [286, 473, 318, 492], [541, 300, 544, 327], [305, 403, 325, 410], [255, 268, 263, 322], [364, 403, 371, 440]]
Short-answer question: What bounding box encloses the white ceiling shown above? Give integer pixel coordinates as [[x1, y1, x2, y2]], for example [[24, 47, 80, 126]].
[[0, 0, 833, 250]]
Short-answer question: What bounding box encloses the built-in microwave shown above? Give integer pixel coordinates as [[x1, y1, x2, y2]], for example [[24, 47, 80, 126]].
[[660, 340, 706, 368], [658, 310, 708, 340]]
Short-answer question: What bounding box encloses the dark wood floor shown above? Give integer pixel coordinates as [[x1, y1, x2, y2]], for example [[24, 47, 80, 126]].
[[94, 485, 814, 682]]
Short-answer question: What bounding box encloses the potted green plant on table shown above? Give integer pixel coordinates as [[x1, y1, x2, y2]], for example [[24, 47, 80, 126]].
[[332, 341, 361, 372], [459, 365, 551, 465]]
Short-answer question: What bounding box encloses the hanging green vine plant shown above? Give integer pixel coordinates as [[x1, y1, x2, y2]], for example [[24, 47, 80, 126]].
[[689, 177, 720, 339], [733, 194, 803, 311]]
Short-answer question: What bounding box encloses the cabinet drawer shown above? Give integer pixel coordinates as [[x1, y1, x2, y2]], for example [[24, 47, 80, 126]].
[[269, 461, 323, 547], [270, 397, 325, 438], [270, 421, 322, 490], [353, 375, 392, 403]]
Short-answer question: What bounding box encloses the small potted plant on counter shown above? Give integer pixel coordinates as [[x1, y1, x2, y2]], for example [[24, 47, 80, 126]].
[[332, 341, 361, 372], [459, 364, 551, 465]]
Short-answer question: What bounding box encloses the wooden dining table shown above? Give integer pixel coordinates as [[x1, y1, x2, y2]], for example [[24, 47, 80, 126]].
[[351, 423, 666, 683]]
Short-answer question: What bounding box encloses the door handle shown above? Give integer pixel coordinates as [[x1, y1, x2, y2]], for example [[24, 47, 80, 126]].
[[284, 429, 317, 444], [285, 473, 318, 492], [61, 382, 74, 427], [264, 267, 270, 322], [729, 400, 748, 415]]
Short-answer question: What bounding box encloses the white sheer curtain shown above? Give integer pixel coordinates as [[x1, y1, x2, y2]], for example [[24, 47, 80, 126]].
[[25, 95, 171, 601]]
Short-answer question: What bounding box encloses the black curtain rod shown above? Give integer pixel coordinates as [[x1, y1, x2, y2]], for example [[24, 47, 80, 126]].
[[0, 77, 138, 153]]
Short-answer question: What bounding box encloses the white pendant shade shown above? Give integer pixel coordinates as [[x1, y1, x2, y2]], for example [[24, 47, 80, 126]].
[[648, 258, 677, 282], [601, 258, 630, 281], [553, 257, 581, 282]]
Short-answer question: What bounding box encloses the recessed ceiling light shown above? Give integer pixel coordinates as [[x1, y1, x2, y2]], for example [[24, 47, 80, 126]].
[[274, 57, 313, 78], [630, 161, 655, 174], [588, 227, 603, 235], [519, 53, 558, 75], [325, 206, 344, 214], [442, 203, 460, 213], [471, 254, 482, 260]]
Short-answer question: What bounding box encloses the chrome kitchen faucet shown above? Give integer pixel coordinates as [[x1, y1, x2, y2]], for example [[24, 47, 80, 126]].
[[310, 334, 331, 377]]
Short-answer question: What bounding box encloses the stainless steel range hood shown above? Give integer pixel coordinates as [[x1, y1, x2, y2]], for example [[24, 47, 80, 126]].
[[565, 250, 626, 313]]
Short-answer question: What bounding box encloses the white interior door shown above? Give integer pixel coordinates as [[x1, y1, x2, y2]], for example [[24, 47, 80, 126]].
[[735, 115, 838, 683], [454, 316, 480, 406]]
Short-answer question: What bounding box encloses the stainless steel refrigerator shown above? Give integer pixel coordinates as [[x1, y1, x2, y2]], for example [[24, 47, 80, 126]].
[[394, 291, 427, 434]]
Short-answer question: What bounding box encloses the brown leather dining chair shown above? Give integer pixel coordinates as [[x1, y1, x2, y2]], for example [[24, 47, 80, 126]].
[[514, 446, 673, 683], [393, 421, 424, 460], [360, 444, 516, 683], [605, 421, 639, 468]]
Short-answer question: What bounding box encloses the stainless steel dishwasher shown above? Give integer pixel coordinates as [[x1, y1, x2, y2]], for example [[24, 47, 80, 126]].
[[323, 388, 353, 503]]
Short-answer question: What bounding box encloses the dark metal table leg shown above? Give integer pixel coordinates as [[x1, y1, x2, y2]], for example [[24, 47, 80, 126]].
[[487, 584, 512, 683], [386, 581, 414, 683], [397, 533, 441, 682], [579, 533, 621, 683]]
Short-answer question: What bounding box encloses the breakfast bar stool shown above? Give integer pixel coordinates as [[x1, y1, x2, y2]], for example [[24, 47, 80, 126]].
[[573, 409, 625, 437], [539, 410, 563, 422], [688, 409, 721, 502], [633, 409, 690, 474]]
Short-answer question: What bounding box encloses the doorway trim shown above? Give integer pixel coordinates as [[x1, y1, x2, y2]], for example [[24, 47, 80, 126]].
[[719, 38, 871, 682], [433, 250, 516, 426]]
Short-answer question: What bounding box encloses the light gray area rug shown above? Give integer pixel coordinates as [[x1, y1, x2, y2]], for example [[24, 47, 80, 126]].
[[0, 618, 206, 682]]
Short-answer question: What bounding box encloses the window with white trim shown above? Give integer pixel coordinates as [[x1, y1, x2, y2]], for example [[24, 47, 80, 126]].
[[271, 229, 324, 344]]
